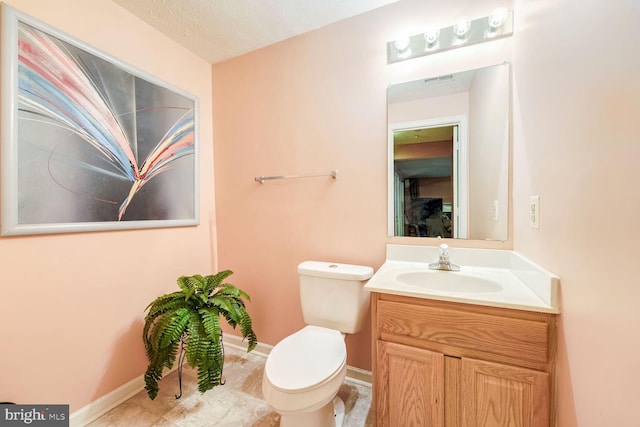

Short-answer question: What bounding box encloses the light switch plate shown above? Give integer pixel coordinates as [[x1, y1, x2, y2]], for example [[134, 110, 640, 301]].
[[530, 196, 540, 229]]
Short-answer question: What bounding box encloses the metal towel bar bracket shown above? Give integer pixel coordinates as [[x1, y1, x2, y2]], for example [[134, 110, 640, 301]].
[[255, 169, 338, 184]]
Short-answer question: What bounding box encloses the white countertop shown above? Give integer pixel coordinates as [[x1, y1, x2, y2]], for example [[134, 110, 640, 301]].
[[364, 245, 560, 314]]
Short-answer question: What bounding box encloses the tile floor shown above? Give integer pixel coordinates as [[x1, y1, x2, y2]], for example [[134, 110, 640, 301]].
[[88, 345, 373, 426]]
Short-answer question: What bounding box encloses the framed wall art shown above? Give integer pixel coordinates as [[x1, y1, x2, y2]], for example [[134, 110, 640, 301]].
[[1, 4, 199, 236]]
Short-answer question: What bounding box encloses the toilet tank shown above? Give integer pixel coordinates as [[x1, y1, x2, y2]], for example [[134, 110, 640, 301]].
[[298, 261, 374, 334]]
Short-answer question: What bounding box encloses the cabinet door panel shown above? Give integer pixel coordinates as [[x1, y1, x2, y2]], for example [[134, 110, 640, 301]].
[[376, 340, 444, 427], [461, 358, 549, 427]]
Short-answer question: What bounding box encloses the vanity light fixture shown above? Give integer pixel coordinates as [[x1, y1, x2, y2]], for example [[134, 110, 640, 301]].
[[387, 9, 514, 64], [453, 16, 472, 39], [394, 36, 412, 57], [423, 27, 440, 49], [488, 7, 509, 30]]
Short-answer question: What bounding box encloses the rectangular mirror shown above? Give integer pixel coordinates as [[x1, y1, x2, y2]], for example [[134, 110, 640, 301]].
[[388, 63, 510, 241]]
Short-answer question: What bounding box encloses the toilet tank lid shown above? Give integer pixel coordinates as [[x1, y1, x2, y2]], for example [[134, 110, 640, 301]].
[[298, 261, 373, 280]]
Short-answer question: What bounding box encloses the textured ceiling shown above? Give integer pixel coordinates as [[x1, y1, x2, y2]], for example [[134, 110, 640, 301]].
[[112, 0, 400, 64]]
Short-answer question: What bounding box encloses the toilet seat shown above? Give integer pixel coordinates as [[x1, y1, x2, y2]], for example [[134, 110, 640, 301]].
[[265, 325, 346, 392]]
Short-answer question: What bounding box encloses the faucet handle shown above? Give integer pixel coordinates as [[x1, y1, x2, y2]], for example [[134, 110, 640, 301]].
[[429, 243, 459, 271]]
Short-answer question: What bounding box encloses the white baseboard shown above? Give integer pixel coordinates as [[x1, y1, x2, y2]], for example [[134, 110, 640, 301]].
[[69, 375, 145, 427], [222, 332, 273, 357], [344, 365, 373, 387], [69, 365, 178, 427], [70, 335, 371, 426]]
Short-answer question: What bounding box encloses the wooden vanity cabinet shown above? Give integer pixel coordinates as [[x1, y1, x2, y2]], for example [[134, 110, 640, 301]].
[[371, 293, 557, 427]]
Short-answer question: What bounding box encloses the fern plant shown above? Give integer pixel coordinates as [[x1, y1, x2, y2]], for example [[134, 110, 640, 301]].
[[143, 270, 257, 399]]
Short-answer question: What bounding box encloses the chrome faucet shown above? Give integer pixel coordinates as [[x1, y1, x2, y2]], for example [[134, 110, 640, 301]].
[[429, 243, 460, 271]]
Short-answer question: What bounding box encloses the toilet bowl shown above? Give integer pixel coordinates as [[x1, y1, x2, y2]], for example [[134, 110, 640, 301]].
[[262, 326, 347, 427], [262, 261, 373, 427]]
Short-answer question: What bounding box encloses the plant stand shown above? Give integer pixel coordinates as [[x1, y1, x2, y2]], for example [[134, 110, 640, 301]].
[[174, 332, 226, 399]]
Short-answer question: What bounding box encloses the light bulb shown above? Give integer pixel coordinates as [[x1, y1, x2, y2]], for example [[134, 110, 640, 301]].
[[394, 36, 411, 53], [488, 7, 508, 29], [424, 27, 440, 46], [453, 17, 471, 38]]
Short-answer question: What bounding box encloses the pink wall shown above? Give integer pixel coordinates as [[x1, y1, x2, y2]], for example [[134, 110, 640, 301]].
[[212, 0, 514, 372], [512, 0, 640, 425], [214, 0, 640, 425], [0, 0, 214, 413], [211, 21, 388, 369]]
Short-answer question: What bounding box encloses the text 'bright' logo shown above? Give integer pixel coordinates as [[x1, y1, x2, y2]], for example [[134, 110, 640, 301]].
[[4, 408, 46, 424]]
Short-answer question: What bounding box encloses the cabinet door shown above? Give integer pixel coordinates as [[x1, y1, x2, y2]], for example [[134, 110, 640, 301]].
[[461, 358, 549, 427], [376, 340, 444, 427]]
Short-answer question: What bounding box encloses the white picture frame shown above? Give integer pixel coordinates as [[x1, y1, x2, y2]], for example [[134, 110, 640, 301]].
[[1, 4, 199, 236]]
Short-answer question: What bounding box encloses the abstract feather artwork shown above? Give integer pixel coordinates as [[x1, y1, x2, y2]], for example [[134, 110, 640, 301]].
[[1, 5, 199, 235]]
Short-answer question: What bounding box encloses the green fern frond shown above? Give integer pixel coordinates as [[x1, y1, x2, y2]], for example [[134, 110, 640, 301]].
[[159, 308, 190, 349], [215, 297, 242, 328], [217, 284, 251, 302], [199, 307, 222, 343], [163, 338, 181, 369], [232, 298, 247, 318], [195, 329, 210, 368], [144, 339, 179, 400], [143, 298, 189, 342], [144, 362, 162, 399], [177, 274, 205, 301], [145, 291, 186, 316], [196, 341, 224, 393], [239, 311, 258, 352], [177, 275, 202, 293], [210, 294, 235, 315], [185, 313, 204, 367], [147, 312, 173, 353], [148, 307, 184, 352], [197, 365, 222, 393], [203, 270, 234, 293], [219, 311, 236, 329], [176, 276, 191, 293], [232, 299, 249, 325]]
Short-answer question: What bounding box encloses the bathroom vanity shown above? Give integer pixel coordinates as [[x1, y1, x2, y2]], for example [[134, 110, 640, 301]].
[[365, 245, 559, 427]]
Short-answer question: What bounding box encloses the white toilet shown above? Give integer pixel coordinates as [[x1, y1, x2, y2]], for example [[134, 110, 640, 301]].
[[262, 261, 374, 427]]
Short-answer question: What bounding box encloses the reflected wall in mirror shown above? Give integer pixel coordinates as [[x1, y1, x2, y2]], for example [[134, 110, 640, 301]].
[[388, 63, 510, 241]]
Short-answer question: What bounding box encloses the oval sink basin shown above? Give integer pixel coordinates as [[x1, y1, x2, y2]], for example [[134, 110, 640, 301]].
[[395, 271, 503, 293]]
